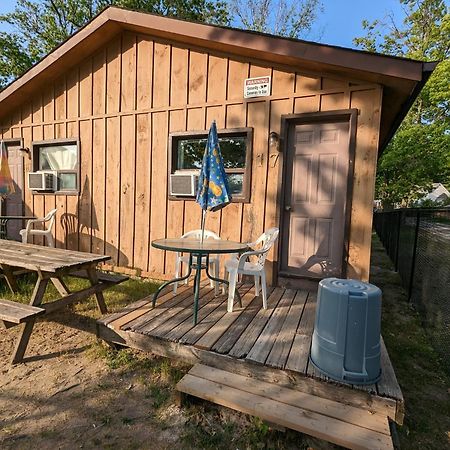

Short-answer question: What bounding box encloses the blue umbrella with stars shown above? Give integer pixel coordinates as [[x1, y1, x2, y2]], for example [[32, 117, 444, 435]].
[[196, 120, 232, 241]]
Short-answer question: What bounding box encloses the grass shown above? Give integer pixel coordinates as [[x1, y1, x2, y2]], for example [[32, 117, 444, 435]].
[[370, 233, 450, 450], [0, 271, 160, 317], [379, 214, 450, 372], [90, 343, 188, 412], [180, 407, 306, 450]]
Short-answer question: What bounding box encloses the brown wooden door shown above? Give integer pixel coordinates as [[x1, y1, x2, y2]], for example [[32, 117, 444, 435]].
[[281, 120, 351, 279], [5, 141, 24, 240]]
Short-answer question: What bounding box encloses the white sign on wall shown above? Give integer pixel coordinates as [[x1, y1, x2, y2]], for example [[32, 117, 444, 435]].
[[244, 76, 271, 98]]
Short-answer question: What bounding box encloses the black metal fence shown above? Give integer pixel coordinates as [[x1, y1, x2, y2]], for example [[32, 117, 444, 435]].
[[373, 208, 450, 373]]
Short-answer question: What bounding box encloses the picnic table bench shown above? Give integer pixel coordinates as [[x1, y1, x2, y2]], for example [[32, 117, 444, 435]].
[[0, 239, 128, 364], [0, 299, 45, 329]]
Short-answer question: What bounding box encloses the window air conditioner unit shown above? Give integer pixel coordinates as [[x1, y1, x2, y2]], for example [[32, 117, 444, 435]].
[[170, 173, 198, 197], [28, 171, 58, 191]]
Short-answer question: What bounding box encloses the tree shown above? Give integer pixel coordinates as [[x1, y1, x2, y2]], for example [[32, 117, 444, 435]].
[[0, 32, 33, 88], [229, 0, 323, 39], [354, 0, 450, 208], [375, 123, 450, 207], [0, 0, 229, 89]]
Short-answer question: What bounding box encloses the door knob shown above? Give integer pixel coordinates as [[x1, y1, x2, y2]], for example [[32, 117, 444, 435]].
[[285, 205, 291, 211]]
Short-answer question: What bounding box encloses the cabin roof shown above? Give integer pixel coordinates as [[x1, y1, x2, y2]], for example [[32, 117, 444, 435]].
[[0, 6, 436, 152]]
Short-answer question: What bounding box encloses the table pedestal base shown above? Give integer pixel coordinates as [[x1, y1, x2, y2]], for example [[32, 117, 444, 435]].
[[152, 252, 242, 325]]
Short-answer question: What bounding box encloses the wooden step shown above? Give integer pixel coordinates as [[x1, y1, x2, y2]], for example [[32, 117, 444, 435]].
[[177, 364, 394, 450], [0, 299, 45, 324]]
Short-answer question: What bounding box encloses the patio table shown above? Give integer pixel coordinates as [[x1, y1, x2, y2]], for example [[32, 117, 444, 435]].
[[151, 238, 249, 324], [0, 216, 36, 239], [0, 239, 122, 364]]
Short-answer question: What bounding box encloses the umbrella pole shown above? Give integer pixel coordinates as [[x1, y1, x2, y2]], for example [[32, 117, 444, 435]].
[[201, 209, 207, 243]]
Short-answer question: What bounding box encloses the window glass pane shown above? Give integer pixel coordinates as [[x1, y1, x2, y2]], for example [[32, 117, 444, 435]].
[[39, 144, 78, 171], [227, 173, 244, 195], [177, 135, 246, 170], [177, 139, 205, 170], [59, 173, 77, 190], [220, 137, 246, 169]]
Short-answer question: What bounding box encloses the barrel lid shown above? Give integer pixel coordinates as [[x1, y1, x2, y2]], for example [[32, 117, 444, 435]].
[[319, 278, 381, 296]]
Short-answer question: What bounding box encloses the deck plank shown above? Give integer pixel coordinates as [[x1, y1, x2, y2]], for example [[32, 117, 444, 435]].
[[120, 283, 205, 331], [177, 367, 394, 450], [189, 364, 391, 435], [123, 283, 208, 331], [306, 361, 327, 379], [98, 298, 150, 326], [265, 290, 308, 369], [245, 289, 296, 365], [149, 288, 219, 338], [179, 285, 253, 345], [136, 286, 213, 335], [211, 289, 275, 355], [195, 288, 257, 350], [377, 337, 404, 424], [285, 292, 317, 373], [353, 382, 378, 395], [377, 338, 403, 400], [228, 287, 285, 359], [107, 285, 191, 331], [164, 291, 229, 342]]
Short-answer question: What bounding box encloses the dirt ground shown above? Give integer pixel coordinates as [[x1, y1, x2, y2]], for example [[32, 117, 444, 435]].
[[0, 298, 312, 450], [0, 311, 190, 449]]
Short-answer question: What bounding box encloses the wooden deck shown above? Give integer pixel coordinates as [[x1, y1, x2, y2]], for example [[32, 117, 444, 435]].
[[97, 282, 404, 446]]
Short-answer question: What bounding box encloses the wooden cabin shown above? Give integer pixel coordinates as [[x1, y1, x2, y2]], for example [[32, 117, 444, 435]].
[[0, 7, 434, 285]]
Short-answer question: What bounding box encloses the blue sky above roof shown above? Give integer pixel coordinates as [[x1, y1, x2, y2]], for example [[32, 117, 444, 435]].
[[0, 0, 407, 49]]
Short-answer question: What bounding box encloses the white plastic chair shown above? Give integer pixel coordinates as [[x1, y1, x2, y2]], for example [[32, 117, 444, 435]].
[[20, 208, 58, 247], [224, 227, 279, 312], [174, 229, 221, 295]]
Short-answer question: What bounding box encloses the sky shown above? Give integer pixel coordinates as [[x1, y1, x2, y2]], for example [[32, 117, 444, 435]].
[[0, 0, 407, 49], [314, 0, 406, 48]]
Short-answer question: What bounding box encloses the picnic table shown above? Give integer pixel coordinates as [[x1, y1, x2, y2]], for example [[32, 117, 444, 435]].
[[0, 239, 128, 364]]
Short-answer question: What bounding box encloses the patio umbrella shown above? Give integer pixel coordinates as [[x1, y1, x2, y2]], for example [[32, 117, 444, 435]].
[[0, 140, 15, 199], [196, 121, 232, 241]]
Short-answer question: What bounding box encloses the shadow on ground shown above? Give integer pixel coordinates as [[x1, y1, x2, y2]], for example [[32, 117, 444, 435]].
[[0, 277, 329, 450]]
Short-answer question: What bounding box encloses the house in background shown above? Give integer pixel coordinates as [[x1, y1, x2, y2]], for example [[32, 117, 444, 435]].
[[418, 183, 450, 205], [0, 7, 435, 286]]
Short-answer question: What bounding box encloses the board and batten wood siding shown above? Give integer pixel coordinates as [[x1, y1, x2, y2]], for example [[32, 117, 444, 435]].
[[0, 31, 382, 283]]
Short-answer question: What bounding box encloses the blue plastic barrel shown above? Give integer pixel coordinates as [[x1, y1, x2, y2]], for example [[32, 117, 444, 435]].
[[310, 278, 382, 385]]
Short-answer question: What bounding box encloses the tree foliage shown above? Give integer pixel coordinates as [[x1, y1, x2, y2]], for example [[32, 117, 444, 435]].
[[0, 0, 229, 88], [229, 0, 323, 39], [354, 0, 450, 207], [376, 123, 450, 207], [0, 32, 33, 85], [0, 0, 324, 88]]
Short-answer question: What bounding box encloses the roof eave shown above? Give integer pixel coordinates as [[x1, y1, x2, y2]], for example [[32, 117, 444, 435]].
[[109, 7, 425, 82]]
